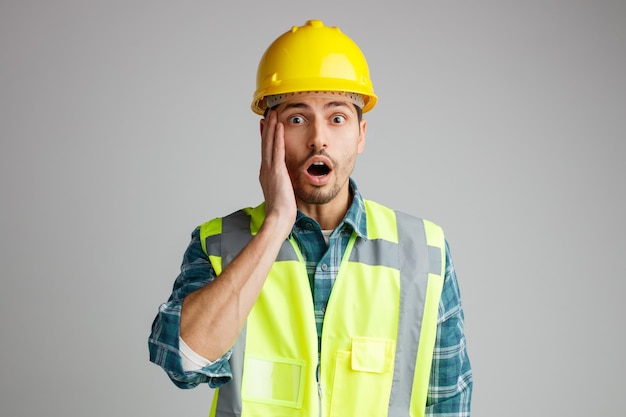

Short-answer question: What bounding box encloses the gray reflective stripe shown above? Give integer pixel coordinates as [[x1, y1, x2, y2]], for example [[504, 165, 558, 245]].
[[387, 212, 429, 417], [212, 210, 297, 417], [214, 325, 246, 417], [428, 245, 442, 275], [205, 234, 221, 257], [221, 210, 252, 266], [204, 211, 299, 262], [277, 239, 300, 262], [213, 210, 249, 417], [349, 237, 400, 269]]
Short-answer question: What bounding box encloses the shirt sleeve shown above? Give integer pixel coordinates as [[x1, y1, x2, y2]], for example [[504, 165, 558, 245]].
[[179, 336, 214, 371], [148, 227, 233, 389], [426, 240, 473, 416]]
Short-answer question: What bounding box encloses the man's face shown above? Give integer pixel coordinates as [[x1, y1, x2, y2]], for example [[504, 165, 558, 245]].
[[274, 93, 367, 207]]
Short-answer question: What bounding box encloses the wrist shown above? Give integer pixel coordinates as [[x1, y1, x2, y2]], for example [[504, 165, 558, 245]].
[[261, 211, 294, 241]]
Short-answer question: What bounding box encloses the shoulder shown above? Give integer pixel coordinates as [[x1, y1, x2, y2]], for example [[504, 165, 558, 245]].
[[364, 199, 443, 230], [197, 202, 265, 239]]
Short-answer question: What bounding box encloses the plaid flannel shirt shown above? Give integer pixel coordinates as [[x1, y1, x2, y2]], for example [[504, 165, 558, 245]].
[[149, 179, 472, 415]]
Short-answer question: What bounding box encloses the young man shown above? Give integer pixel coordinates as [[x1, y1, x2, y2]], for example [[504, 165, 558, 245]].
[[149, 20, 472, 417]]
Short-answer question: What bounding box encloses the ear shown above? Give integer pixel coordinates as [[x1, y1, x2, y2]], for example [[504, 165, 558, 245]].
[[259, 118, 266, 136], [357, 119, 367, 155]]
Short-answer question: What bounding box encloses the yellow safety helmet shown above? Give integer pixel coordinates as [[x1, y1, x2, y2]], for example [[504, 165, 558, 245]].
[[251, 20, 377, 115]]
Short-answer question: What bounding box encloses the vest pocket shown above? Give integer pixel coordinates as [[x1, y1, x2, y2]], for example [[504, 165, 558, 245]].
[[241, 355, 306, 409], [329, 337, 396, 417]]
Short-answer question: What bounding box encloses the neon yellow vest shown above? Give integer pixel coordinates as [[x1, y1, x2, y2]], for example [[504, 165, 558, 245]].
[[200, 200, 445, 417]]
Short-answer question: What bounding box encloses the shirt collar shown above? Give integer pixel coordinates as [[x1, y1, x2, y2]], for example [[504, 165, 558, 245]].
[[293, 178, 368, 239]]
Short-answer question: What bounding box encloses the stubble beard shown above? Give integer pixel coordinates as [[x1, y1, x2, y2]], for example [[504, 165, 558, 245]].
[[293, 180, 342, 205]]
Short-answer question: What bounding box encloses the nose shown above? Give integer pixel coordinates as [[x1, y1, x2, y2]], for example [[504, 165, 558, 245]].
[[308, 119, 327, 150]]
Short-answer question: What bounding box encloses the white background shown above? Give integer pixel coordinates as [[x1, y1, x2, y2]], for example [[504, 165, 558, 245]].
[[1, 1, 624, 416]]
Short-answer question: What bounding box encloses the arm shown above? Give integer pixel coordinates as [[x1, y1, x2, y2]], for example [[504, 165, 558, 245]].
[[426, 240, 473, 416], [149, 112, 295, 387], [180, 111, 297, 361], [148, 228, 232, 388]]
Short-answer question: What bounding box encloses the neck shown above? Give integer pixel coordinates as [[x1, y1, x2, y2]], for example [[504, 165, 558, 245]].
[[297, 187, 352, 230]]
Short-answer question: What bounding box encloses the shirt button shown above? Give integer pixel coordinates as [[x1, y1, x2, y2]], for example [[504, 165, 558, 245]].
[[306, 222, 314, 229], [320, 263, 328, 271]]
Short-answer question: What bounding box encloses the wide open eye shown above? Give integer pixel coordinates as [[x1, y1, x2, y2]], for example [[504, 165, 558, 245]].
[[331, 115, 346, 124], [288, 115, 305, 124]]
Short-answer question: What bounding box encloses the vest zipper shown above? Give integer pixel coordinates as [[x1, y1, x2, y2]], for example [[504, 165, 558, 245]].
[[316, 362, 323, 417]]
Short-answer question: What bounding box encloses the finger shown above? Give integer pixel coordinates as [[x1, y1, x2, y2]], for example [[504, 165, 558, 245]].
[[261, 111, 277, 166], [273, 120, 285, 166]]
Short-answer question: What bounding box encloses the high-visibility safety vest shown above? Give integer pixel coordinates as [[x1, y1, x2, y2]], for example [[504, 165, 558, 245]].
[[199, 199, 446, 417]]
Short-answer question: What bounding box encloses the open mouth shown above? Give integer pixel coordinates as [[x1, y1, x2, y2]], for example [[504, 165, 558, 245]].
[[307, 161, 330, 177]]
